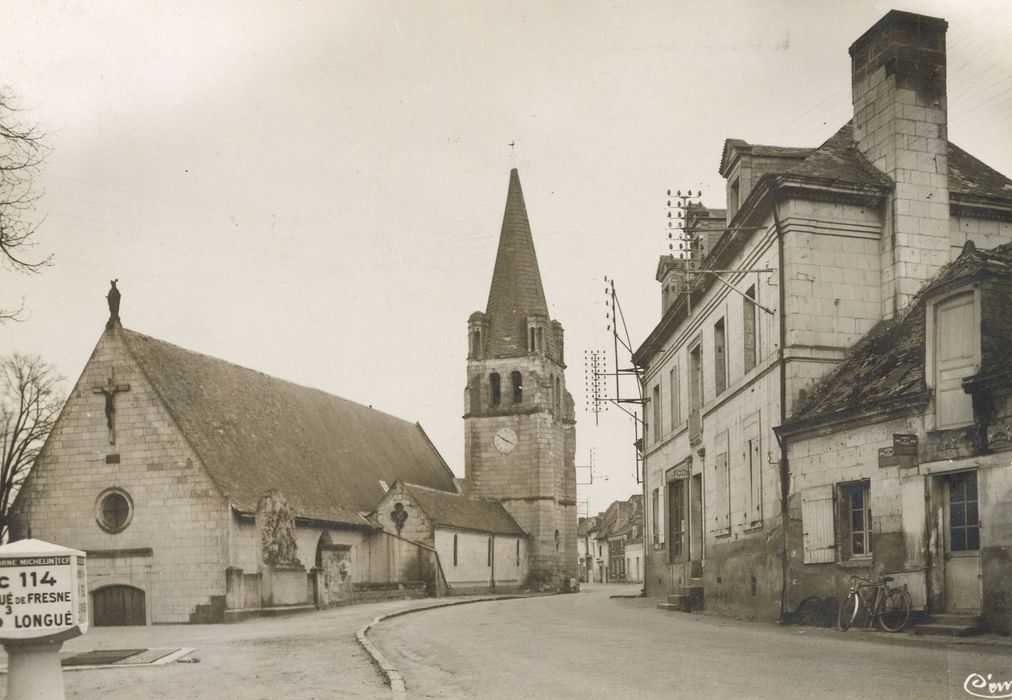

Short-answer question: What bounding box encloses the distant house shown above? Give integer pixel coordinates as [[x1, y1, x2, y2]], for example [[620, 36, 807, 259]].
[[580, 496, 643, 584]]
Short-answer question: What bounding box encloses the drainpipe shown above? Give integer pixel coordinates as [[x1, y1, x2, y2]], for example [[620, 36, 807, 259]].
[[771, 197, 790, 622]]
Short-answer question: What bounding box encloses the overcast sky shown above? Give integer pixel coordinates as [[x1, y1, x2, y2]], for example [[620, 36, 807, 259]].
[[5, 0, 1012, 515]]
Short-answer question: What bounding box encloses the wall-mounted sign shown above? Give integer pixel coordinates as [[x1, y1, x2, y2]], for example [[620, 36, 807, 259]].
[[0, 539, 87, 642]]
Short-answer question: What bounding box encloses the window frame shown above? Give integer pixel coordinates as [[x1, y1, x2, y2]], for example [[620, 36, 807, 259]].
[[714, 317, 727, 396], [96, 488, 134, 534], [837, 480, 872, 560]]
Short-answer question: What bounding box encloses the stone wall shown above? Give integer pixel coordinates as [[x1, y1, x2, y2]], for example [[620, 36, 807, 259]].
[[13, 327, 229, 624]]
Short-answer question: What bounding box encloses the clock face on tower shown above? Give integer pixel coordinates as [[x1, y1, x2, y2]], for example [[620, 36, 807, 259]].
[[493, 428, 518, 454]]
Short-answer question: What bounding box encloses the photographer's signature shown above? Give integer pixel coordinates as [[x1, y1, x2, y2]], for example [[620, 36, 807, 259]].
[[965, 673, 1012, 699]]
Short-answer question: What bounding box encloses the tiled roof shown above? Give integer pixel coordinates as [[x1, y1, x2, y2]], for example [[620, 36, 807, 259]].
[[785, 122, 893, 187], [484, 168, 550, 356], [402, 483, 526, 535], [948, 142, 1012, 205], [787, 241, 1012, 427], [120, 329, 458, 527]]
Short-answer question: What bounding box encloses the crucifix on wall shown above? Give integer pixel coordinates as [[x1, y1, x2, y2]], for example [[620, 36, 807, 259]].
[[92, 368, 131, 445]]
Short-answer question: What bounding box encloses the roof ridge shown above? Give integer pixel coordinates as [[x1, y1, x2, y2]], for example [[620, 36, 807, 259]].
[[119, 327, 421, 428]]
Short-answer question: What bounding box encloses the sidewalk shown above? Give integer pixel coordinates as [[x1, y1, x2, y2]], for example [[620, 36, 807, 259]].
[[0, 594, 518, 700]]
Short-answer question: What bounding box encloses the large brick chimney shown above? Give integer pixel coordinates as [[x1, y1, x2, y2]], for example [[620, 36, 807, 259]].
[[850, 10, 949, 318]]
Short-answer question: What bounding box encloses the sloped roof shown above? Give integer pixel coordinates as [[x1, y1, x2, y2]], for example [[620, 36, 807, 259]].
[[787, 241, 1012, 428], [402, 483, 525, 535], [484, 168, 550, 357], [119, 329, 458, 527], [785, 122, 893, 187], [719, 138, 813, 176], [949, 142, 1012, 205]]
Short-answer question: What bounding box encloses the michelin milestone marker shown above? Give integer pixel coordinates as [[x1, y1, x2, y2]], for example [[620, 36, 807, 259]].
[[0, 539, 88, 700]]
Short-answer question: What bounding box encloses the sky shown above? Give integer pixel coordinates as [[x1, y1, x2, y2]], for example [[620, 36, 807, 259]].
[[4, 0, 1012, 517]]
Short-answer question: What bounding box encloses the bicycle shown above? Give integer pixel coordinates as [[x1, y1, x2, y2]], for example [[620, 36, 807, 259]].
[[837, 575, 912, 632]]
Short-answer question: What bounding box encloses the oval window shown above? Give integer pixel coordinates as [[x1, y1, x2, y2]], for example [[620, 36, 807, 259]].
[[96, 489, 133, 533]]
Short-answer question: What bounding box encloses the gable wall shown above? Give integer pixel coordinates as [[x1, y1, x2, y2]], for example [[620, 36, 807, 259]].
[[12, 328, 229, 624]]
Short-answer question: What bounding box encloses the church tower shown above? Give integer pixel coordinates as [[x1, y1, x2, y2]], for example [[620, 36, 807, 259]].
[[464, 168, 577, 590]]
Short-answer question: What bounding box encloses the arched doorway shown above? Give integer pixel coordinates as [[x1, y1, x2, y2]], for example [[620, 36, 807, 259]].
[[316, 532, 353, 604], [92, 585, 146, 626]]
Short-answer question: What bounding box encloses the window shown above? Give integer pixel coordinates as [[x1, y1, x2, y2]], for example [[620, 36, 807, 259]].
[[744, 286, 757, 373], [511, 371, 523, 403], [96, 489, 133, 533], [931, 290, 977, 428], [652, 384, 661, 443], [668, 480, 685, 560], [801, 485, 836, 563], [948, 471, 979, 552], [453, 534, 459, 566], [487, 538, 493, 566], [744, 412, 762, 528], [712, 450, 730, 535], [669, 364, 681, 431], [714, 318, 727, 395], [802, 481, 873, 563], [729, 177, 740, 217], [555, 376, 561, 413], [516, 539, 520, 563], [490, 373, 501, 406], [470, 330, 482, 358], [651, 488, 660, 545], [689, 343, 703, 411], [838, 480, 872, 559], [529, 327, 536, 353]]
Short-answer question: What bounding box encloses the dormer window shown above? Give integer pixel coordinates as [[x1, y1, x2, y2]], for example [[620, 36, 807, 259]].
[[926, 288, 979, 429]]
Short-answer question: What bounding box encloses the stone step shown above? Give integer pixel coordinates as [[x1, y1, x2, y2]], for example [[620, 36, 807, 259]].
[[913, 623, 979, 637], [656, 603, 685, 612], [928, 613, 981, 627]]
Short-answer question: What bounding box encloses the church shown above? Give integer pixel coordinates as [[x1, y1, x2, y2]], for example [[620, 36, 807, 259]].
[[11, 169, 577, 625]]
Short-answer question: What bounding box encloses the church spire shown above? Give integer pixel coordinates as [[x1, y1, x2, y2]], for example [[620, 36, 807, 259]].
[[484, 169, 549, 357]]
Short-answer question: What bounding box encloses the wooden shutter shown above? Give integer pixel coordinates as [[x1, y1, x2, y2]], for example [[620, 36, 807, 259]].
[[712, 451, 730, 534], [802, 485, 836, 563], [935, 292, 976, 428]]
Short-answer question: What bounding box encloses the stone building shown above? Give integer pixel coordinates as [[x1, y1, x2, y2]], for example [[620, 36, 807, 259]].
[[781, 240, 1012, 635], [12, 169, 569, 623], [463, 168, 578, 590], [634, 10, 1012, 624]]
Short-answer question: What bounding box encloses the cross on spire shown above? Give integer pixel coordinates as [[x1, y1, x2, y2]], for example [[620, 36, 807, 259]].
[[92, 368, 131, 445]]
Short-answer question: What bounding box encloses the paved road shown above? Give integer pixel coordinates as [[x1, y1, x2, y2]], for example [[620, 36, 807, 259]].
[[373, 583, 1012, 700], [0, 595, 463, 699]]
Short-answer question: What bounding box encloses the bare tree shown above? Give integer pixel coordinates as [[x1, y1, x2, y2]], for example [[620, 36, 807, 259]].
[[0, 354, 62, 541], [0, 88, 51, 321]]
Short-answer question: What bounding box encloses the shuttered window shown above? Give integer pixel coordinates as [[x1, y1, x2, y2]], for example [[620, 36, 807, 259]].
[[801, 485, 836, 563], [669, 364, 681, 431], [712, 450, 730, 535], [743, 286, 757, 373], [933, 291, 976, 428]]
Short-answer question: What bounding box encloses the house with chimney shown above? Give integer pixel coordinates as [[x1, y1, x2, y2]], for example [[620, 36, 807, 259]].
[[635, 9, 1012, 630]]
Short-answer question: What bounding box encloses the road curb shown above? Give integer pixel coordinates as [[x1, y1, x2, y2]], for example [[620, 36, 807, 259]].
[[356, 594, 537, 697]]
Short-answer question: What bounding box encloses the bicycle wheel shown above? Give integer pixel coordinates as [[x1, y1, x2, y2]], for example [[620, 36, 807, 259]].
[[838, 592, 860, 631], [879, 588, 911, 632]]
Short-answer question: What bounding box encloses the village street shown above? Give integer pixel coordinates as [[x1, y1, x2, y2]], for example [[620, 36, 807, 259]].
[[372, 583, 1012, 700], [0, 583, 1009, 699]]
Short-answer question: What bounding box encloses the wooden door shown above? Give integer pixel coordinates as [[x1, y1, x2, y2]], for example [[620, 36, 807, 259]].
[[92, 586, 146, 626], [944, 471, 982, 612]]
